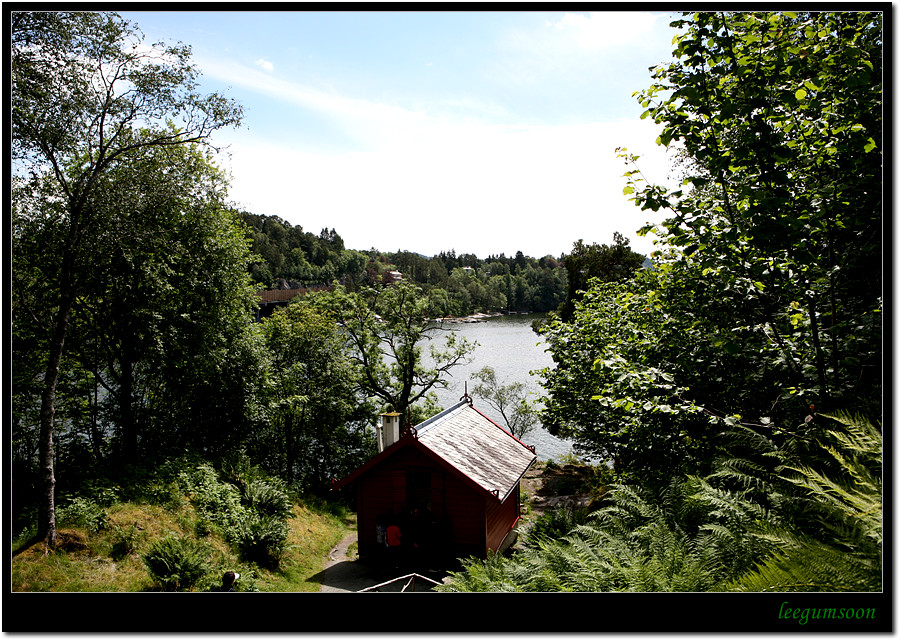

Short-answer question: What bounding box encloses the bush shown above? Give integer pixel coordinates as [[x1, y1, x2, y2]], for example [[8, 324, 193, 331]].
[[219, 449, 257, 495], [110, 523, 143, 561], [231, 513, 290, 569], [244, 480, 294, 520], [524, 505, 592, 547], [171, 460, 295, 569], [176, 464, 244, 534], [142, 533, 211, 591], [135, 480, 185, 510], [56, 497, 110, 533]]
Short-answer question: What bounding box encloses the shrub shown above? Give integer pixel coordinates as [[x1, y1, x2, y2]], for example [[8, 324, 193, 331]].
[[219, 449, 258, 495], [172, 460, 296, 569], [244, 480, 294, 520], [525, 505, 591, 547], [56, 497, 110, 533], [231, 513, 290, 569], [176, 464, 244, 534], [142, 533, 211, 591], [110, 523, 143, 561], [140, 481, 185, 510]]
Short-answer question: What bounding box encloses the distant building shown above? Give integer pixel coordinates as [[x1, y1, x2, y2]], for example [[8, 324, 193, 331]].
[[332, 398, 536, 563], [382, 270, 403, 285]]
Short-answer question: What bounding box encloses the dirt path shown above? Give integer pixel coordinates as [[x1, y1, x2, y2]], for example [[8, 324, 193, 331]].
[[319, 532, 368, 592], [318, 533, 444, 592]]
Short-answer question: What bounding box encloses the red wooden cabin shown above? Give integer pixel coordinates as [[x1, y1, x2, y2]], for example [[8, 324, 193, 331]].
[[332, 397, 537, 562]]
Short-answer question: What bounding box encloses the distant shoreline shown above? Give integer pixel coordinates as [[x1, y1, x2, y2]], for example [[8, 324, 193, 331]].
[[434, 312, 504, 324]]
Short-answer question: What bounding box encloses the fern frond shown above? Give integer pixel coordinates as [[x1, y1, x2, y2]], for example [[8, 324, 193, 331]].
[[730, 538, 881, 592]]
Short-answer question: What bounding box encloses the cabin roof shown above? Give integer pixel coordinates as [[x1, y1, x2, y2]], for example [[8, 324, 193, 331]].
[[332, 399, 536, 502], [415, 400, 536, 502]]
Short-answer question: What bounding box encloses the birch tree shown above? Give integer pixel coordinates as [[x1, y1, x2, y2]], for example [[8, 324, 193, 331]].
[[12, 11, 242, 547]]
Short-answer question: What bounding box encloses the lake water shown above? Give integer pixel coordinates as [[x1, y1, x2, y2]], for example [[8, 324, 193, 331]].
[[426, 314, 574, 462]]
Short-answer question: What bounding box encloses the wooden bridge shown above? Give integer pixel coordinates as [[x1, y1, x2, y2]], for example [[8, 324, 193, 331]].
[[255, 285, 329, 320]]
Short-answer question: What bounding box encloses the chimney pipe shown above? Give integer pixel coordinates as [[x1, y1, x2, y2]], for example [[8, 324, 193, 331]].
[[378, 412, 401, 452]]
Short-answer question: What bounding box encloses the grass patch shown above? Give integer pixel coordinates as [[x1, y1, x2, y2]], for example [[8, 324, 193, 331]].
[[251, 500, 356, 592], [12, 495, 355, 593]]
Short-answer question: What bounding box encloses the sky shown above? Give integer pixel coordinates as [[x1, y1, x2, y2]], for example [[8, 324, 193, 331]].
[[120, 10, 681, 259]]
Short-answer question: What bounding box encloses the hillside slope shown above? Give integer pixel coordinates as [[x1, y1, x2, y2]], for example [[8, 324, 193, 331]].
[[12, 494, 355, 593]]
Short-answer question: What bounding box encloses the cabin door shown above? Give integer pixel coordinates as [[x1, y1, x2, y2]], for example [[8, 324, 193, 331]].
[[405, 469, 444, 517]]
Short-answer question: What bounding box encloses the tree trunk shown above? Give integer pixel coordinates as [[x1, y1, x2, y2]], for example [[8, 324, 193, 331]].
[[37, 196, 85, 548], [120, 340, 137, 463], [37, 294, 74, 549], [89, 375, 103, 463]]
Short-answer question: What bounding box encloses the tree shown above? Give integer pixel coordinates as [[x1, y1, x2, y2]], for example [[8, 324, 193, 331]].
[[12, 10, 242, 547], [259, 305, 376, 494], [623, 10, 882, 412], [541, 11, 882, 486], [301, 282, 476, 419], [13, 140, 264, 528], [442, 11, 883, 596], [470, 366, 539, 440], [59, 141, 259, 463], [539, 271, 722, 484], [558, 233, 645, 321]]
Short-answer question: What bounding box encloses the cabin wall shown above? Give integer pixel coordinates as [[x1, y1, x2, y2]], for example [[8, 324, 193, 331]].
[[441, 470, 486, 559], [356, 472, 394, 558], [357, 447, 428, 557], [355, 445, 490, 559], [485, 484, 521, 552]]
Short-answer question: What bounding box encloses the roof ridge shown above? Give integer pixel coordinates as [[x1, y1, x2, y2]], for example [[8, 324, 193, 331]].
[[413, 398, 470, 434]]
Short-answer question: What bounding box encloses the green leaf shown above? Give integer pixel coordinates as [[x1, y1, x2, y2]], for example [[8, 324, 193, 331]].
[[795, 88, 807, 101]]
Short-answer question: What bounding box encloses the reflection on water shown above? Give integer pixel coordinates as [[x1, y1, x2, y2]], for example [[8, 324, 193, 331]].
[[425, 314, 574, 462]]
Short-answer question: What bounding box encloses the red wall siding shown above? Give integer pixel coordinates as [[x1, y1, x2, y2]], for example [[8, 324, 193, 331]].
[[441, 470, 485, 558], [355, 445, 493, 559], [357, 471, 393, 557], [356, 447, 429, 556], [485, 484, 520, 552]]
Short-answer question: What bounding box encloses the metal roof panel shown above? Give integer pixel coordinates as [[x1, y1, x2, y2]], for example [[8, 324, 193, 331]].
[[417, 401, 536, 501]]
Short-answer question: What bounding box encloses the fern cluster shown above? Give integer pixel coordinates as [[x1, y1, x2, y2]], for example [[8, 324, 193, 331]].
[[141, 533, 212, 592], [728, 412, 882, 592], [440, 413, 881, 593], [174, 460, 295, 569]]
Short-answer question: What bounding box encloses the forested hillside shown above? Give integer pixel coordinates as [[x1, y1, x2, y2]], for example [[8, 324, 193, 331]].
[[242, 210, 648, 317]]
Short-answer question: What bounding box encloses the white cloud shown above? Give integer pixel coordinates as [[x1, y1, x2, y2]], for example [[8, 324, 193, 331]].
[[254, 58, 274, 72], [199, 56, 432, 148], [491, 12, 669, 91], [551, 11, 661, 49], [203, 53, 675, 257], [217, 115, 674, 258]]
